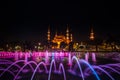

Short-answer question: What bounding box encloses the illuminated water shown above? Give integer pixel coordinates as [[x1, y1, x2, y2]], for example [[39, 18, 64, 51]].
[[0, 51, 120, 80]]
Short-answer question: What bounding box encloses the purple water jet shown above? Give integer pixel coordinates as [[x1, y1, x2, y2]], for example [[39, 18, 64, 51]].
[[48, 59, 57, 80], [0, 51, 120, 80], [85, 52, 89, 62], [14, 61, 37, 80], [31, 61, 48, 80], [92, 66, 115, 80], [92, 53, 96, 63], [45, 51, 49, 65], [58, 63, 66, 80]]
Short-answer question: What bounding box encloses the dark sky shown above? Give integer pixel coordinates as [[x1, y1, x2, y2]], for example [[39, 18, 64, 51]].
[[0, 1, 120, 42]]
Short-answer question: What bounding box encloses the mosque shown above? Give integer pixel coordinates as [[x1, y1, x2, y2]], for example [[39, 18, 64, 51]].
[[47, 24, 73, 49], [47, 24, 94, 50]]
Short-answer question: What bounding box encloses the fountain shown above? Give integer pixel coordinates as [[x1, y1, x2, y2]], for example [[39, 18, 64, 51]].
[[92, 53, 96, 63], [85, 52, 96, 63], [0, 51, 120, 80], [45, 51, 49, 65], [14, 51, 18, 61], [24, 52, 28, 64], [85, 52, 89, 62], [68, 53, 72, 65]]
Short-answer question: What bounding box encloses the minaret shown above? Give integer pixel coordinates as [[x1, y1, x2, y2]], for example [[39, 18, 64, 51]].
[[70, 34, 73, 42], [47, 25, 50, 42], [90, 27, 94, 40], [66, 24, 70, 44], [66, 24, 69, 40]]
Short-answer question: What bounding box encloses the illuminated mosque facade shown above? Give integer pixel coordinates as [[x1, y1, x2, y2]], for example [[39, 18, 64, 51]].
[[47, 24, 94, 50], [47, 24, 73, 49]]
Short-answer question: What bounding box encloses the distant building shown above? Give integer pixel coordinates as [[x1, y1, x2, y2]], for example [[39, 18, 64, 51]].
[[47, 24, 73, 49]]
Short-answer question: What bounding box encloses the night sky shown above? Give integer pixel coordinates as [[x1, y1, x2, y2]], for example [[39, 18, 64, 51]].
[[0, 1, 120, 42]]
